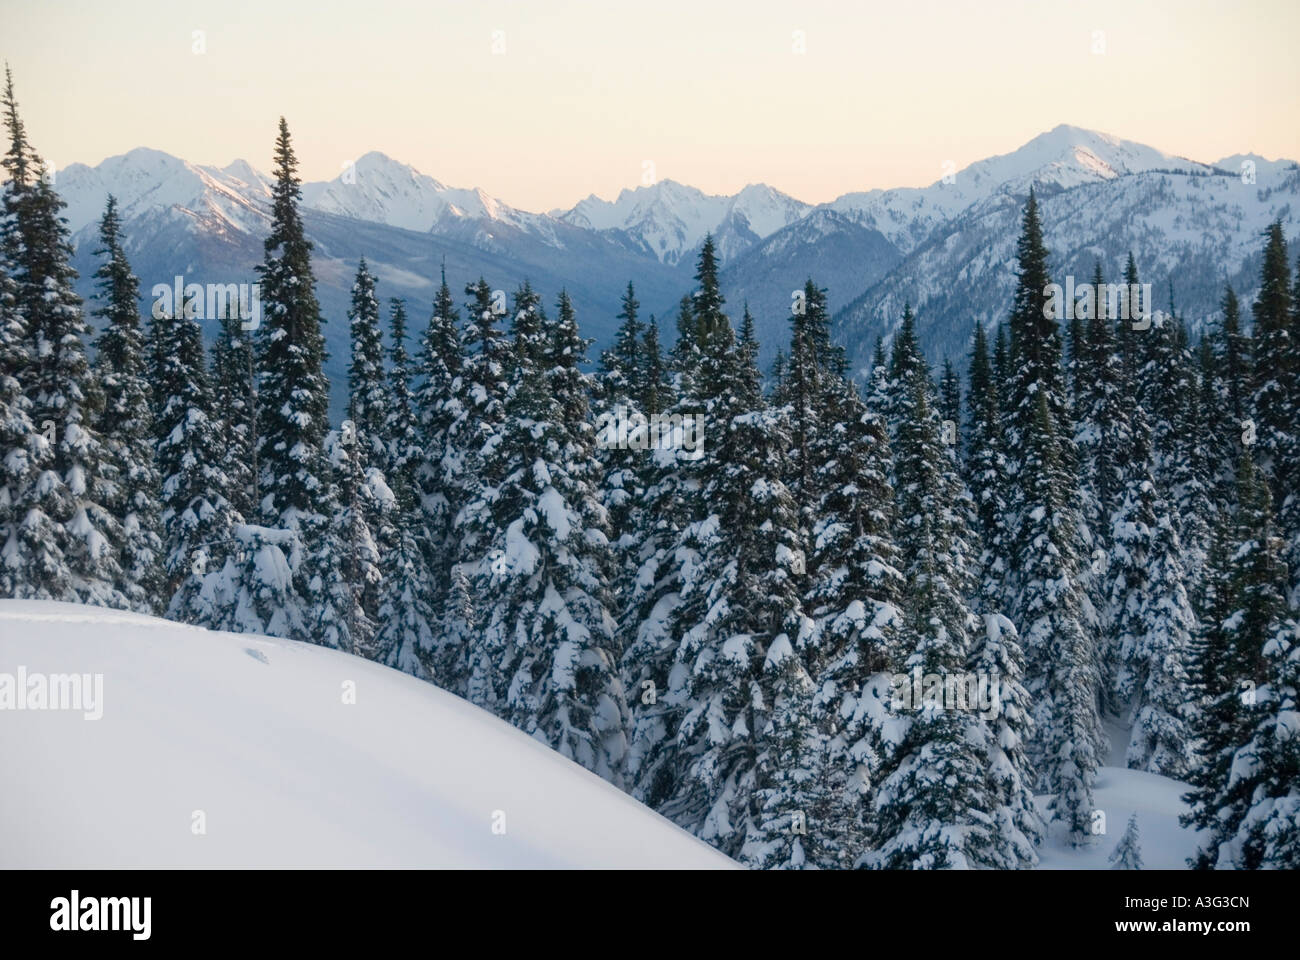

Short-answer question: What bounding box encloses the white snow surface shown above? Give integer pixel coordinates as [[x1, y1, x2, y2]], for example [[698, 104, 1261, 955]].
[[0, 600, 734, 869], [1034, 716, 1204, 869]]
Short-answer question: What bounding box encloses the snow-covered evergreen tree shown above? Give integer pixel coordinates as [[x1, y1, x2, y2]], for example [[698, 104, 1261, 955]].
[[1108, 407, 1194, 777], [969, 612, 1043, 868], [2, 70, 124, 607], [803, 373, 903, 863], [0, 246, 37, 597], [461, 288, 630, 782], [1109, 813, 1143, 869], [412, 268, 465, 684], [1250, 222, 1296, 505], [90, 195, 163, 612], [1003, 191, 1103, 846], [373, 297, 437, 678], [319, 421, 379, 655], [596, 282, 648, 578], [644, 238, 811, 855], [1184, 450, 1290, 868], [965, 323, 1011, 610], [740, 638, 832, 870], [154, 303, 241, 623], [346, 259, 389, 469], [863, 371, 997, 869], [253, 118, 332, 642], [209, 303, 257, 521], [1221, 616, 1300, 868]]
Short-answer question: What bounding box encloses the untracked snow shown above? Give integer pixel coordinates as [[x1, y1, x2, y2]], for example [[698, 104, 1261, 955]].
[[0, 600, 734, 869]]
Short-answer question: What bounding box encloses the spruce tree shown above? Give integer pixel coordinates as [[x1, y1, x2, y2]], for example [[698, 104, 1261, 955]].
[[938, 357, 961, 437], [741, 640, 832, 870], [597, 281, 647, 558], [320, 419, 378, 656], [623, 269, 717, 811], [1019, 392, 1104, 845], [782, 278, 833, 517], [641, 317, 668, 418]]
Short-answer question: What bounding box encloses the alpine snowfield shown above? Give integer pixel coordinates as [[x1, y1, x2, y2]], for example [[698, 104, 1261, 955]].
[[0, 601, 734, 869]]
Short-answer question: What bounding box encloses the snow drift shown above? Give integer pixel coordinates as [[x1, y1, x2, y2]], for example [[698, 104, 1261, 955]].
[[0, 600, 734, 869]]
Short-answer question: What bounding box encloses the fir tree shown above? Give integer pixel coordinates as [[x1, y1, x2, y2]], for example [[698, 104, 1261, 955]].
[[1183, 450, 1288, 868], [1250, 221, 1295, 504], [1018, 392, 1104, 845], [253, 118, 332, 641], [597, 282, 648, 557], [210, 303, 257, 521], [965, 323, 1010, 608], [1108, 406, 1194, 777], [463, 289, 630, 781], [864, 369, 996, 869], [640, 317, 668, 418], [154, 303, 240, 622], [1227, 617, 1300, 868], [1004, 192, 1102, 845], [883, 303, 927, 445], [1109, 814, 1143, 869], [413, 267, 465, 684], [599, 281, 644, 410], [373, 297, 437, 678], [783, 278, 833, 516], [3, 72, 123, 607], [938, 357, 961, 437], [740, 640, 832, 869], [969, 612, 1043, 868], [346, 259, 389, 469], [90, 195, 163, 612], [320, 421, 378, 656], [803, 374, 904, 864], [0, 248, 37, 598], [668, 367, 807, 855]]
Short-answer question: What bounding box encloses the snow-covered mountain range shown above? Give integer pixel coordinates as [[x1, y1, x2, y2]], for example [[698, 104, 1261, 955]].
[[556, 179, 811, 265], [53, 125, 1299, 406]]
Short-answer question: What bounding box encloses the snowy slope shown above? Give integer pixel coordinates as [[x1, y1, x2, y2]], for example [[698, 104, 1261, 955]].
[[0, 601, 734, 869], [1035, 767, 1201, 869]]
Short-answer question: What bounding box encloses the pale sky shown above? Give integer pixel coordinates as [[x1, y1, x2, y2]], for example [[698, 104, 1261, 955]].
[[5, 0, 1299, 212]]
